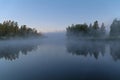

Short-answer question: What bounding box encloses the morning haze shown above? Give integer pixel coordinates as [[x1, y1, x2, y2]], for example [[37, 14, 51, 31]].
[[0, 0, 120, 80]]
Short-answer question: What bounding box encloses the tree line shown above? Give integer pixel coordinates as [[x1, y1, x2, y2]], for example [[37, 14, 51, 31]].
[[66, 19, 120, 38], [66, 21, 106, 38], [0, 20, 41, 39]]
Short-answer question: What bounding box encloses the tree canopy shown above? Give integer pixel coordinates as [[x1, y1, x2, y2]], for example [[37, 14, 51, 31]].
[[66, 21, 106, 38], [0, 20, 41, 39], [110, 19, 120, 37]]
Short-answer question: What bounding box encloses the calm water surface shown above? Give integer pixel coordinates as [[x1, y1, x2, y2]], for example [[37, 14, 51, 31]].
[[0, 33, 120, 80]]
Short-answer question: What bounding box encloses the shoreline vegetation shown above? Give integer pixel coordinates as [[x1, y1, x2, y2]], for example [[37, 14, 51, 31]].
[[66, 19, 120, 41], [0, 20, 42, 40]]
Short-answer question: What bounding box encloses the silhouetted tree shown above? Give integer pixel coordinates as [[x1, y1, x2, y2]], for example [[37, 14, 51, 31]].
[[88, 23, 93, 37], [92, 21, 100, 37], [66, 20, 106, 38], [100, 23, 106, 37], [66, 23, 89, 37], [110, 19, 120, 37], [93, 21, 99, 29]]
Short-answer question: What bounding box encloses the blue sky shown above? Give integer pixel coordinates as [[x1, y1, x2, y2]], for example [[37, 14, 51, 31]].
[[0, 0, 120, 32]]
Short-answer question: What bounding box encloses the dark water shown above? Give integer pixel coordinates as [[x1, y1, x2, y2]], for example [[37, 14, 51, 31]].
[[0, 33, 120, 80]]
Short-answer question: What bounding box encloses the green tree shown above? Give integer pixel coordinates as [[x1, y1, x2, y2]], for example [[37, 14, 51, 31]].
[[110, 19, 120, 37], [93, 21, 99, 30], [100, 23, 106, 37], [92, 21, 100, 37], [0, 20, 41, 39]]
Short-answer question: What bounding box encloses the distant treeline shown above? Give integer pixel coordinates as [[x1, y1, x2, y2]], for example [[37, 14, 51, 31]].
[[0, 20, 42, 39], [66, 19, 120, 39]]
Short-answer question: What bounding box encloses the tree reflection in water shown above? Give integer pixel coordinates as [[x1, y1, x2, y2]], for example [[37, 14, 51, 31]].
[[0, 39, 41, 61], [66, 39, 120, 61], [110, 41, 120, 61]]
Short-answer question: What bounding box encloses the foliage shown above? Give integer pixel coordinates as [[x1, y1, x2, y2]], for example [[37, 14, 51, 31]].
[[110, 19, 120, 37], [0, 20, 41, 39], [66, 21, 106, 38]]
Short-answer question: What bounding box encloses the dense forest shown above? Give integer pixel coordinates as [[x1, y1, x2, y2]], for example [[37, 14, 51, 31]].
[[66, 19, 120, 39], [0, 20, 41, 39]]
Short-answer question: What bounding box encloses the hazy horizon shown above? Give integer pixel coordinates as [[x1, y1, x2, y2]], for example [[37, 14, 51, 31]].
[[0, 0, 120, 32]]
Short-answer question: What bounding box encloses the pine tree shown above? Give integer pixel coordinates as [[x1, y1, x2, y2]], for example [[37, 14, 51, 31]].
[[100, 23, 106, 37], [93, 21, 99, 30]]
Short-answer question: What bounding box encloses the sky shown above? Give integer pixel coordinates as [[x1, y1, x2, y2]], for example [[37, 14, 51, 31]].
[[0, 0, 120, 32]]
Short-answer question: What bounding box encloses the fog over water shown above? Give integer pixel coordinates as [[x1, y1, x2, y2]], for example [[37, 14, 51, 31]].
[[0, 32, 120, 80]]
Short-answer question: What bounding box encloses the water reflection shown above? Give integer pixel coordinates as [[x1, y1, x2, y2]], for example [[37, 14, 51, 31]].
[[0, 39, 41, 61], [110, 41, 120, 61], [66, 39, 120, 61]]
